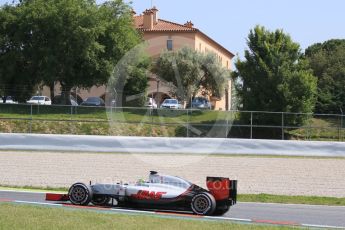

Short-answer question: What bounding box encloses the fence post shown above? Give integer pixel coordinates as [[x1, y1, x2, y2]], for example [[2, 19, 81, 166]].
[[187, 108, 189, 138], [340, 113, 344, 142], [151, 92, 154, 137], [339, 109, 344, 142], [282, 112, 284, 140], [70, 105, 73, 134], [339, 117, 341, 142], [250, 111, 253, 139], [339, 111, 343, 141], [110, 103, 113, 122], [340, 114, 344, 141], [226, 111, 229, 138], [29, 104, 32, 133], [308, 114, 312, 140]]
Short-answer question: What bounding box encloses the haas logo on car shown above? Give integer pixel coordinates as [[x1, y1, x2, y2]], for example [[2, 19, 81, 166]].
[[131, 190, 167, 200]]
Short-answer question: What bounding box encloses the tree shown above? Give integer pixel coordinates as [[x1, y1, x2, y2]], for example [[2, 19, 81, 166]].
[[108, 44, 151, 107], [200, 53, 229, 99], [233, 26, 317, 126], [305, 39, 345, 114], [120, 48, 151, 107], [0, 0, 141, 103], [122, 59, 151, 107], [0, 4, 38, 102], [153, 47, 230, 103]]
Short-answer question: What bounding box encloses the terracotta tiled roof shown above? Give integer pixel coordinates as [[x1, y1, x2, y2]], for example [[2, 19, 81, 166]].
[[134, 15, 198, 32], [133, 11, 234, 58]]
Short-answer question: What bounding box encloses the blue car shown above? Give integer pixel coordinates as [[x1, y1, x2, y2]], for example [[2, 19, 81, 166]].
[[191, 97, 211, 109], [80, 97, 105, 107]]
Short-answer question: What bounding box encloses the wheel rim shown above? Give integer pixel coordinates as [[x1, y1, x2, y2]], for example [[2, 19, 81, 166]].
[[71, 186, 86, 202], [193, 196, 209, 213]]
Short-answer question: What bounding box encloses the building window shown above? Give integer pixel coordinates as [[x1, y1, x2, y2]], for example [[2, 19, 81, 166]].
[[199, 43, 202, 51], [167, 39, 173, 51]]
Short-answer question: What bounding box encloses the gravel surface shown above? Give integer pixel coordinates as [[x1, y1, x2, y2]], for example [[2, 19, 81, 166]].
[[0, 151, 344, 197]]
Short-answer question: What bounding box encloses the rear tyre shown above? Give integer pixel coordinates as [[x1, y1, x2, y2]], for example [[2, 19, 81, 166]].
[[191, 192, 216, 215], [68, 183, 93, 206], [91, 195, 111, 206]]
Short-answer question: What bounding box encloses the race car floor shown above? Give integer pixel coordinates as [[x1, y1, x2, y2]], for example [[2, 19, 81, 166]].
[[0, 190, 344, 229]]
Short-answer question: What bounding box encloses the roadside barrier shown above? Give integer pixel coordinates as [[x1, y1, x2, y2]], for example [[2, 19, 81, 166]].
[[0, 133, 344, 157]]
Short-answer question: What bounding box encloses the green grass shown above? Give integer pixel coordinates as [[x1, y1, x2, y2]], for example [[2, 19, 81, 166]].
[[0, 203, 296, 230], [0, 119, 179, 136], [287, 117, 345, 141], [2, 103, 345, 140], [0, 104, 227, 123], [0, 104, 229, 136], [0, 185, 67, 193], [210, 153, 345, 159], [3, 149, 344, 160], [239, 194, 345, 206]]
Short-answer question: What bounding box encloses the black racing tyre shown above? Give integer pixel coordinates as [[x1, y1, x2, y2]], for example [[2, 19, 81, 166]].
[[91, 195, 111, 206], [191, 192, 216, 215], [68, 183, 93, 206]]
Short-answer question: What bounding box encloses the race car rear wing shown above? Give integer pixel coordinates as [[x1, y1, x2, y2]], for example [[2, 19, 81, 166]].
[[230, 180, 237, 205], [206, 177, 237, 205]]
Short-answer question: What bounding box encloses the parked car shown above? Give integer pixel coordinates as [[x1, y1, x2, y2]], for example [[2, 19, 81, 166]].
[[0, 96, 18, 104], [191, 97, 212, 109], [52, 95, 78, 106], [80, 97, 105, 106], [26, 96, 52, 105], [145, 97, 157, 108], [160, 99, 183, 109]]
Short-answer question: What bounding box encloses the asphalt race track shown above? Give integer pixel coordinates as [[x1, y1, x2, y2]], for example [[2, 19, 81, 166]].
[[0, 190, 344, 228]]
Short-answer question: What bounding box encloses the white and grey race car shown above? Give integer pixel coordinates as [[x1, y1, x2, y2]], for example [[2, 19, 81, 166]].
[[46, 171, 237, 215]]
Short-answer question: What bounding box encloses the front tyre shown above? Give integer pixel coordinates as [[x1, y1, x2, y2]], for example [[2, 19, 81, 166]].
[[68, 183, 93, 206], [191, 192, 216, 215]]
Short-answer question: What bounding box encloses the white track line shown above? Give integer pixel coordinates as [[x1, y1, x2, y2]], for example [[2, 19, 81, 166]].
[[14, 200, 63, 207], [206, 216, 252, 222], [110, 208, 156, 215], [301, 223, 345, 229]]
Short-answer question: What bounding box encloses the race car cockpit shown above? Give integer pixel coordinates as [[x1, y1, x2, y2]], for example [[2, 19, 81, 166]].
[[148, 171, 192, 189]]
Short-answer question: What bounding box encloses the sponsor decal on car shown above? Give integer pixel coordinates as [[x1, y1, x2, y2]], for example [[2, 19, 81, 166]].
[[131, 190, 167, 200]]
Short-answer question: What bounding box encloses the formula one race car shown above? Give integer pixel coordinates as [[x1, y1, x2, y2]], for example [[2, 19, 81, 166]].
[[46, 171, 237, 215]]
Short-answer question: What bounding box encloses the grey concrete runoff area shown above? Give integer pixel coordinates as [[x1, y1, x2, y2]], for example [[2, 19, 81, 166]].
[[0, 133, 344, 197], [1, 151, 345, 197], [1, 133, 345, 157]]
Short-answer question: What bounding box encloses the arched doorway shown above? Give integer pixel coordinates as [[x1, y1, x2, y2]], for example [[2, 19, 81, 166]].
[[148, 92, 170, 107]]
